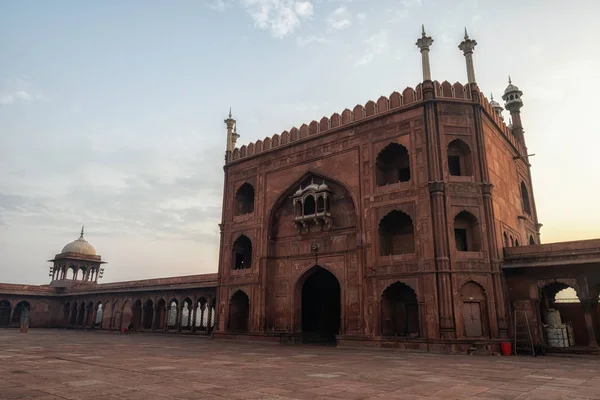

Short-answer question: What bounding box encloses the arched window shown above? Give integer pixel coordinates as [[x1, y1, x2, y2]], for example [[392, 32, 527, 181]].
[[235, 183, 255, 216], [520, 182, 531, 215], [304, 195, 315, 216], [503, 232, 509, 247], [316, 196, 325, 213], [378, 210, 415, 255], [232, 235, 252, 270], [447, 139, 473, 177], [515, 239, 519, 247], [510, 235, 514, 247], [376, 143, 410, 186], [529, 235, 535, 245], [454, 211, 481, 252]]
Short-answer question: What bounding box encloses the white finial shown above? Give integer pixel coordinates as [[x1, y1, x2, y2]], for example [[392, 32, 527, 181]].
[[422, 24, 426, 36], [464, 27, 469, 40], [80, 225, 84, 239], [228, 107, 232, 119], [508, 75, 512, 85], [490, 93, 494, 101]]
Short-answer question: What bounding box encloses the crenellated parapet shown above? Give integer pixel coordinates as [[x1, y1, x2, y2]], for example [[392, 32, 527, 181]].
[[229, 81, 479, 163], [479, 93, 525, 155]]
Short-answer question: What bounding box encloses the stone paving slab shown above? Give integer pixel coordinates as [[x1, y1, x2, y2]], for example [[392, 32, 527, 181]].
[[0, 330, 599, 399]]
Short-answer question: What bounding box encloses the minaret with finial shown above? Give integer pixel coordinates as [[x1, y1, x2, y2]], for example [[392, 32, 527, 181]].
[[224, 107, 238, 156], [458, 28, 477, 84], [489, 93, 504, 120], [415, 24, 434, 81], [501, 76, 525, 144]]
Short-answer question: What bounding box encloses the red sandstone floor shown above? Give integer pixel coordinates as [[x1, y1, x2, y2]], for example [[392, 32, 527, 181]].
[[0, 330, 599, 399]]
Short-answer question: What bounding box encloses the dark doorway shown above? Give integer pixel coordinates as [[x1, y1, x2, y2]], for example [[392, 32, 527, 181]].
[[301, 267, 341, 344], [228, 291, 249, 332], [0, 301, 10, 326], [142, 300, 153, 330], [381, 282, 420, 337], [12, 301, 30, 325]]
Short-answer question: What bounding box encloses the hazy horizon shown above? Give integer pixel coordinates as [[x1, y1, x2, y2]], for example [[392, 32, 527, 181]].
[[1, 0, 599, 285]]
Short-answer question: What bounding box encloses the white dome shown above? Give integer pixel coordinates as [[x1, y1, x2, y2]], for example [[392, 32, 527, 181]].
[[61, 228, 96, 256]]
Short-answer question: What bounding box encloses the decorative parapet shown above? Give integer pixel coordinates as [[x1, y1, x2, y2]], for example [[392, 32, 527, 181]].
[[478, 93, 525, 155], [228, 81, 479, 162]]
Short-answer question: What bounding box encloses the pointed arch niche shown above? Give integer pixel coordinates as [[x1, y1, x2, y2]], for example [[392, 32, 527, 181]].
[[268, 173, 356, 245], [447, 139, 473, 177], [375, 143, 411, 186], [459, 281, 488, 338]]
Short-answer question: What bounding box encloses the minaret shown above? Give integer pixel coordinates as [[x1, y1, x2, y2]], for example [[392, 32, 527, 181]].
[[501, 76, 525, 145], [224, 108, 236, 153], [458, 28, 477, 84], [415, 24, 434, 81], [489, 93, 504, 120]]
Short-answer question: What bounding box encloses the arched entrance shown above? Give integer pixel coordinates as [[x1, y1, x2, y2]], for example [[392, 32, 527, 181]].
[[459, 281, 488, 338], [142, 300, 153, 330], [131, 300, 142, 330], [12, 301, 30, 326], [228, 291, 249, 333], [381, 282, 420, 337], [298, 266, 341, 344], [0, 301, 11, 326]]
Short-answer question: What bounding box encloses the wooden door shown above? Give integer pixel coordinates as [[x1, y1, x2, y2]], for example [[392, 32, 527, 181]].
[[462, 302, 483, 337]]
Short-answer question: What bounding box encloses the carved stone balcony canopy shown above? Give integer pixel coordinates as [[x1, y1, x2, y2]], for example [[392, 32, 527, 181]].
[[292, 178, 334, 234]]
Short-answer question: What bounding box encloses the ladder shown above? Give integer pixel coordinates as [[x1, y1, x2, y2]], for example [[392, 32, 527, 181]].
[[513, 310, 535, 356]]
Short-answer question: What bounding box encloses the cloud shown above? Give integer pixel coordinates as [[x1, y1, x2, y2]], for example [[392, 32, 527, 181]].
[[326, 6, 351, 31], [241, 0, 314, 38], [356, 30, 389, 66], [356, 12, 366, 25], [0, 78, 50, 105], [297, 35, 330, 48], [207, 0, 232, 11]]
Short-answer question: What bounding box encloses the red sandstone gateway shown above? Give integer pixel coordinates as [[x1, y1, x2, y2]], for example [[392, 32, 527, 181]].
[[0, 27, 598, 355]]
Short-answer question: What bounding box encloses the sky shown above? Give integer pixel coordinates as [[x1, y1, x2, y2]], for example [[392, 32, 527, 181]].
[[0, 0, 599, 285]]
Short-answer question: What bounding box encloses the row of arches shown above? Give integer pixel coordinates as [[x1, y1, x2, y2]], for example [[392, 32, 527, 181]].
[[232, 139, 483, 220], [379, 209, 482, 255], [226, 266, 490, 340], [503, 232, 536, 248], [64, 296, 216, 333], [376, 139, 475, 187], [0, 300, 30, 326], [51, 264, 99, 282], [231, 208, 483, 272]]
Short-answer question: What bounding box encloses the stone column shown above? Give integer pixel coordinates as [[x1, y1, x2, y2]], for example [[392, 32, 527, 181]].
[[140, 306, 146, 331], [415, 25, 434, 81], [84, 304, 90, 327], [207, 302, 213, 334], [580, 298, 599, 349], [199, 304, 206, 331], [191, 304, 198, 333], [151, 306, 156, 331], [91, 306, 98, 329], [458, 28, 477, 84], [421, 79, 456, 338]]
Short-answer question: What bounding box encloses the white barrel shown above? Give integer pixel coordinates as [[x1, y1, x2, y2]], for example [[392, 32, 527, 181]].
[[546, 326, 568, 348], [546, 309, 562, 327]]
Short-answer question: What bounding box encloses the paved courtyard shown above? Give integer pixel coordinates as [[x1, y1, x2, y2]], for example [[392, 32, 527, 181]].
[[0, 330, 599, 399]]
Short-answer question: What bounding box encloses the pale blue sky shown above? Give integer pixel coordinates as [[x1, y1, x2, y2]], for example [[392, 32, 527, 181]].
[[1, 0, 599, 284]]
